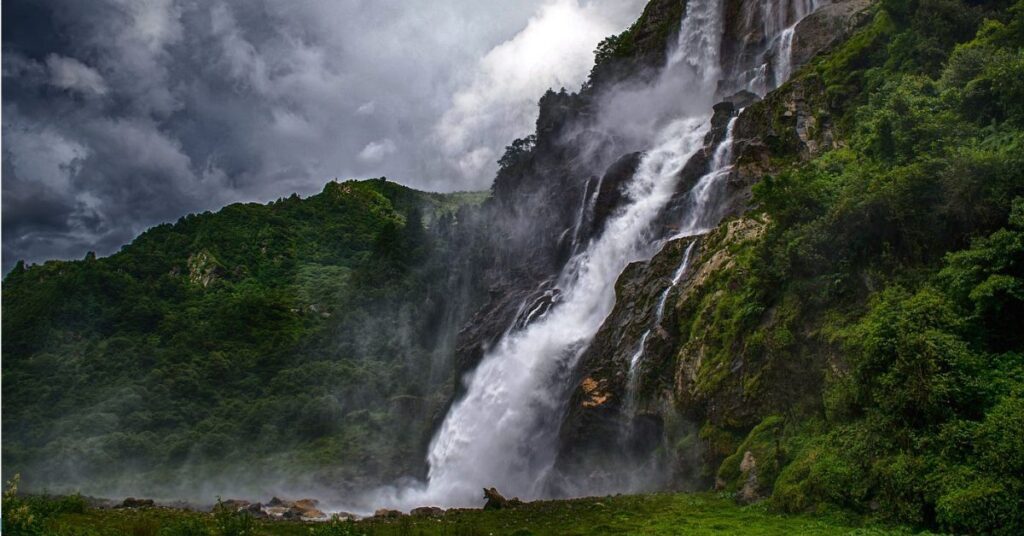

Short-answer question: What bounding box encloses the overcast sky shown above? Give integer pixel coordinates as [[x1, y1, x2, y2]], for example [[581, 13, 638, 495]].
[[2, 0, 645, 271]]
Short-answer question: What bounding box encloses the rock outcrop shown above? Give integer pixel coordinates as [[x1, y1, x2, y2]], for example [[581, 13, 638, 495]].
[[790, 0, 875, 70], [483, 487, 523, 510], [118, 497, 155, 509]]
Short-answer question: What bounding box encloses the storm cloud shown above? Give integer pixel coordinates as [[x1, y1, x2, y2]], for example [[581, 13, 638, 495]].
[[2, 0, 644, 271]]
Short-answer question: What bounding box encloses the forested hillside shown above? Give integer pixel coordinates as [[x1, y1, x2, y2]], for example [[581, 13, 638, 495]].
[[559, 0, 1024, 533], [2, 179, 487, 496], [755, 1, 1024, 529]]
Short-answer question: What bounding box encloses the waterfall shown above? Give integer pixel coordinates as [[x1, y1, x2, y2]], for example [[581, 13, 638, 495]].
[[736, 0, 825, 96], [628, 241, 698, 373], [626, 115, 739, 389], [775, 27, 796, 87], [416, 114, 710, 507], [367, 0, 825, 511]]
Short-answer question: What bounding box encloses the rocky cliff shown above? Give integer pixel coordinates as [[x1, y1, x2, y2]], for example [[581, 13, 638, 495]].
[[545, 0, 874, 495]]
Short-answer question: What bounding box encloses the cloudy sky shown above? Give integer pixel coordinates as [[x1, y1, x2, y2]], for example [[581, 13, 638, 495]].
[[2, 0, 645, 271]]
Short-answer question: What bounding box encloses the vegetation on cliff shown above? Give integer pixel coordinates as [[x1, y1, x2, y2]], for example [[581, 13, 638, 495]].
[[677, 0, 1024, 532]]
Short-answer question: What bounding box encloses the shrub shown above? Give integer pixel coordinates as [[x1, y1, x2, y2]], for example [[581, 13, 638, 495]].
[[159, 518, 212, 536]]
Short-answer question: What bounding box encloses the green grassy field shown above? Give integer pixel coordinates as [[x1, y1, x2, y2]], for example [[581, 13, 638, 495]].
[[17, 492, 935, 536]]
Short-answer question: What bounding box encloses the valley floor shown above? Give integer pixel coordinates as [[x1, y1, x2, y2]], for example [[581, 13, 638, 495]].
[[32, 492, 934, 535]]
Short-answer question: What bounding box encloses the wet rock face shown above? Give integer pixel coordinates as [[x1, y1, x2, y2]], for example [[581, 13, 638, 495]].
[[591, 152, 643, 238], [790, 0, 874, 69], [724, 73, 839, 219], [450, 0, 697, 389], [452, 0, 870, 501], [551, 237, 702, 495]]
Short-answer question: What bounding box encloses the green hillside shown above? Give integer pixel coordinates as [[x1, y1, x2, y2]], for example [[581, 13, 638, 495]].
[[2, 179, 486, 495], [665, 0, 1024, 532]]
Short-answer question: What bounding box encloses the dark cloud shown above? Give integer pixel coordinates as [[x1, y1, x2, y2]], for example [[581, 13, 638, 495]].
[[2, 0, 643, 272]]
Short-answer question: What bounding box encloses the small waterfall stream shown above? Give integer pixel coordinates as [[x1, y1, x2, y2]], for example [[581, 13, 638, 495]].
[[626, 116, 739, 396]]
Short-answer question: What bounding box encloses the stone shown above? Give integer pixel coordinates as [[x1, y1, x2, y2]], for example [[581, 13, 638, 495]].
[[410, 506, 445, 517], [284, 504, 327, 520], [293, 498, 319, 510], [118, 497, 155, 509], [244, 503, 267, 518], [218, 499, 250, 511], [482, 487, 522, 510], [374, 508, 404, 519], [264, 506, 288, 518], [738, 451, 762, 504]]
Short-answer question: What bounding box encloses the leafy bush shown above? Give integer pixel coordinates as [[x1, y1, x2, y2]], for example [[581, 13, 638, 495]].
[[158, 518, 211, 536], [212, 504, 255, 536]]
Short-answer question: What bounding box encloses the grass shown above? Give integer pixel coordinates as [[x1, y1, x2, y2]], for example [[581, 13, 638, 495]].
[[35, 492, 934, 536]]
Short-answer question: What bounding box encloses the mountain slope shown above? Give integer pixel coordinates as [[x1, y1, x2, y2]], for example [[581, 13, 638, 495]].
[[2, 179, 487, 496], [556, 0, 1024, 533]]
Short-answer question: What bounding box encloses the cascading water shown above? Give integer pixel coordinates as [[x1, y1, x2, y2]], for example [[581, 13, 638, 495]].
[[626, 116, 739, 392], [628, 243, 696, 370], [732, 0, 824, 96], [369, 0, 825, 511], [413, 113, 710, 507], [775, 27, 797, 86]]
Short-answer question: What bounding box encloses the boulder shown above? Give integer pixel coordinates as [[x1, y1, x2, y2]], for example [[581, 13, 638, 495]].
[[244, 503, 267, 518], [591, 152, 643, 238], [737, 451, 762, 504], [482, 487, 523, 510], [284, 504, 327, 520], [218, 499, 250, 511], [410, 506, 445, 517], [267, 496, 290, 507], [293, 498, 319, 510], [264, 506, 289, 518], [118, 497, 155, 509], [266, 498, 325, 520], [374, 508, 404, 519], [725, 90, 760, 110]]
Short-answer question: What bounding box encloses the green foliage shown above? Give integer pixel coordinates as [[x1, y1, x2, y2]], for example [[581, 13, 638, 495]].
[[308, 519, 363, 536], [586, 0, 687, 88], [212, 504, 255, 536], [158, 518, 211, 536], [717, 416, 786, 495], [681, 0, 1024, 532], [2, 179, 485, 491], [497, 135, 536, 175]]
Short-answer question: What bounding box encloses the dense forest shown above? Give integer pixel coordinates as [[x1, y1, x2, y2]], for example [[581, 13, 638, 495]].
[[667, 0, 1024, 531], [2, 179, 487, 495]]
